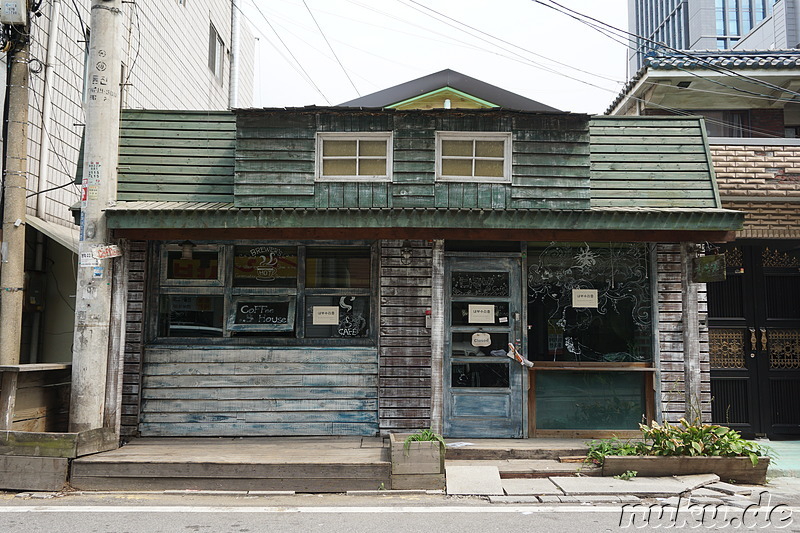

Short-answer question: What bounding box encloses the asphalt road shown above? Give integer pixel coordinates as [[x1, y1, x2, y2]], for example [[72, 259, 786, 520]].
[[0, 492, 798, 533]]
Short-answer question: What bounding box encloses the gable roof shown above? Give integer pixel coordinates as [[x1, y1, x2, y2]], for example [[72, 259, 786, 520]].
[[339, 69, 561, 112]]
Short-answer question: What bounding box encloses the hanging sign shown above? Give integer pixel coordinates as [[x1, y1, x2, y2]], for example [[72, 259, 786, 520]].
[[468, 304, 495, 324], [572, 289, 598, 308], [693, 254, 726, 283], [471, 332, 491, 347], [312, 306, 339, 325]]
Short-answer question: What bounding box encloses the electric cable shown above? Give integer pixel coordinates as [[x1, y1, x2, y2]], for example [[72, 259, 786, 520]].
[[301, 0, 360, 96]]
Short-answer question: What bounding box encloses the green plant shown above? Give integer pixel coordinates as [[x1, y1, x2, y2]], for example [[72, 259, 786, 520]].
[[613, 470, 638, 481], [585, 419, 767, 467], [403, 429, 446, 455]]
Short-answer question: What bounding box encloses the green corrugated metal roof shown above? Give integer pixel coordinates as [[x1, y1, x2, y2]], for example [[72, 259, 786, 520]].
[[105, 202, 742, 232]]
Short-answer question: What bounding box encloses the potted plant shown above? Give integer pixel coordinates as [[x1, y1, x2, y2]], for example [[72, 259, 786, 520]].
[[586, 419, 770, 484], [389, 429, 446, 490]]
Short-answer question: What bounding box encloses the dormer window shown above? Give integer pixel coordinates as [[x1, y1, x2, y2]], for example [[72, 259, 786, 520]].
[[436, 132, 511, 183], [316, 132, 392, 182]]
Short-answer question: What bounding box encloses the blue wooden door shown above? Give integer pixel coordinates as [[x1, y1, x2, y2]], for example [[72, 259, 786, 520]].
[[444, 257, 523, 438]]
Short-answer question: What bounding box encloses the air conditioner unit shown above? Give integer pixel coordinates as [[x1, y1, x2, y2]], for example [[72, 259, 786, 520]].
[[1, 1, 27, 26]]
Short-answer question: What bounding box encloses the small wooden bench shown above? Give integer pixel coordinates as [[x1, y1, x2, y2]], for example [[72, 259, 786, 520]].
[[0, 363, 71, 431]]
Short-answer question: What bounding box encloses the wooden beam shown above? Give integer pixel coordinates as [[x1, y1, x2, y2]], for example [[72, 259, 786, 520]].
[[682, 242, 702, 421], [0, 372, 19, 430], [429, 240, 445, 434]]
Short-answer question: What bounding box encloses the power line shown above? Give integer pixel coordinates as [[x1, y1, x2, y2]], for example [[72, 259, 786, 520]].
[[241, 0, 332, 104], [302, 0, 360, 96]]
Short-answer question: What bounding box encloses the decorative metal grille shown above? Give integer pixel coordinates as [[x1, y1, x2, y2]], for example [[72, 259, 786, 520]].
[[769, 329, 800, 369], [725, 247, 743, 269], [762, 247, 800, 268], [452, 272, 509, 297], [709, 329, 746, 369]]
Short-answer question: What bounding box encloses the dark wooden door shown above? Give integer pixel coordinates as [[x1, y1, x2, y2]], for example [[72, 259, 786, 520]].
[[444, 257, 524, 438], [708, 243, 800, 438]]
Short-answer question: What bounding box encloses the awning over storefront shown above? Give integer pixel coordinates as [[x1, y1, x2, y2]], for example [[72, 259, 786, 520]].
[[27, 215, 79, 253], [106, 202, 743, 243]]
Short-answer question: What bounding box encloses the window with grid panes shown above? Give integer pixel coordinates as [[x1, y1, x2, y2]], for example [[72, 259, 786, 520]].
[[436, 132, 511, 183], [316, 133, 391, 181]]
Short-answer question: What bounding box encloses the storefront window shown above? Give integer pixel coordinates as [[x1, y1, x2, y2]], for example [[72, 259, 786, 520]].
[[233, 245, 298, 288], [527, 243, 652, 363], [156, 243, 373, 342], [158, 295, 224, 337]]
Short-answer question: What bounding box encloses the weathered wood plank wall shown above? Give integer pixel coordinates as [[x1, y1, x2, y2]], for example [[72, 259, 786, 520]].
[[590, 117, 719, 208], [234, 110, 590, 210], [138, 348, 379, 436], [657, 243, 711, 423], [118, 111, 235, 203], [121, 241, 146, 438], [379, 240, 433, 432]]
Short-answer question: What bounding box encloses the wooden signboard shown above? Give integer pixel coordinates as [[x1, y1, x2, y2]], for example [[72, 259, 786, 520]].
[[227, 296, 296, 332]]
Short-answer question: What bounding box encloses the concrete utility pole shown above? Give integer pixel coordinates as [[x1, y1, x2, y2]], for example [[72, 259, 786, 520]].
[[0, 23, 30, 366], [70, 0, 123, 432]]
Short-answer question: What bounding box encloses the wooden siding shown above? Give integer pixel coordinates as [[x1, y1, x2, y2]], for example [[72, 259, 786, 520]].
[[234, 110, 590, 210], [590, 118, 719, 209], [656, 243, 711, 423], [138, 347, 379, 436], [121, 241, 147, 437], [379, 240, 433, 432], [118, 111, 235, 203]]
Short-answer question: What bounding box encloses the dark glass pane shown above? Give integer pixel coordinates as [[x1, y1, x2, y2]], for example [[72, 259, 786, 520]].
[[451, 302, 509, 327], [233, 245, 298, 288], [452, 362, 509, 387], [305, 295, 370, 338], [452, 271, 509, 297], [306, 247, 370, 288], [159, 295, 223, 337], [452, 332, 509, 357], [166, 250, 218, 280], [527, 243, 652, 363], [535, 371, 646, 430]]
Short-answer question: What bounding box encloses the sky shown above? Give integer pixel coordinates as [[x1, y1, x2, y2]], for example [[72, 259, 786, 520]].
[[241, 0, 631, 115]]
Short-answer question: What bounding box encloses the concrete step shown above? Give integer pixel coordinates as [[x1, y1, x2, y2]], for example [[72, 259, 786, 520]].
[[446, 459, 600, 478], [70, 460, 392, 492], [444, 439, 589, 461]]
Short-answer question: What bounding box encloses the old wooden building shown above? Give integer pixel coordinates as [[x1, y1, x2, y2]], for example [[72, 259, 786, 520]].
[[104, 71, 742, 439]]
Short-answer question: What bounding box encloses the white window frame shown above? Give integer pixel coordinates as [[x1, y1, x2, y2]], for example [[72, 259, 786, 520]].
[[208, 22, 224, 82], [435, 131, 512, 183], [315, 132, 392, 182]]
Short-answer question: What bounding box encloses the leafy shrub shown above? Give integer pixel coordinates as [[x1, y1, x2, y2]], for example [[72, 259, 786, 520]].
[[586, 418, 767, 466], [403, 429, 446, 455]]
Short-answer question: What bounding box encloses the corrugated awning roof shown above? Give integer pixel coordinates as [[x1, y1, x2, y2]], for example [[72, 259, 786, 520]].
[[105, 202, 742, 233]]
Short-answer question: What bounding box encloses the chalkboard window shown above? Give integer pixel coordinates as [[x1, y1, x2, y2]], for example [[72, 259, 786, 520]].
[[158, 295, 224, 337], [316, 132, 392, 182], [233, 245, 298, 288], [306, 247, 370, 288], [228, 296, 296, 332]]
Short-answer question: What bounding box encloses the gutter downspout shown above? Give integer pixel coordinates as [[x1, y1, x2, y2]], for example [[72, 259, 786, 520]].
[[36, 0, 61, 219], [228, 0, 240, 109]]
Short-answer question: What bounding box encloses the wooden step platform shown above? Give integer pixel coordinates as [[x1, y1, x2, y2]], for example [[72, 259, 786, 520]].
[[444, 438, 590, 461], [70, 437, 391, 493]]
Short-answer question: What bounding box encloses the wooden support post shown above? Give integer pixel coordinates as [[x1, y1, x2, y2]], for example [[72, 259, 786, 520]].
[[681, 242, 702, 421], [104, 239, 129, 435], [429, 240, 445, 433], [0, 371, 19, 430]]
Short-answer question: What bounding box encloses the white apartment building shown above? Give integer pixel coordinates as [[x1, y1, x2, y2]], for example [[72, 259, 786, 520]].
[[0, 0, 254, 364]]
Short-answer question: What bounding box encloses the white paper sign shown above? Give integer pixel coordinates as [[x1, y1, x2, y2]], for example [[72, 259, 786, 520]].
[[312, 306, 339, 325], [572, 289, 599, 308], [92, 244, 122, 259], [79, 251, 99, 267], [468, 304, 495, 324], [471, 332, 491, 347]]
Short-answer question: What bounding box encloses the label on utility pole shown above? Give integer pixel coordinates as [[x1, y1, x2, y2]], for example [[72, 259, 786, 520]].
[[87, 162, 101, 201], [79, 250, 100, 268]]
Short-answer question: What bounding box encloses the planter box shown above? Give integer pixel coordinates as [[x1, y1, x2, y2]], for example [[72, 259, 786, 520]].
[[603, 456, 770, 484], [389, 433, 445, 490]]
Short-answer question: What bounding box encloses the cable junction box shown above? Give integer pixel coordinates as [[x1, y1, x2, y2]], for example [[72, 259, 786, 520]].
[[1, 1, 27, 26]]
